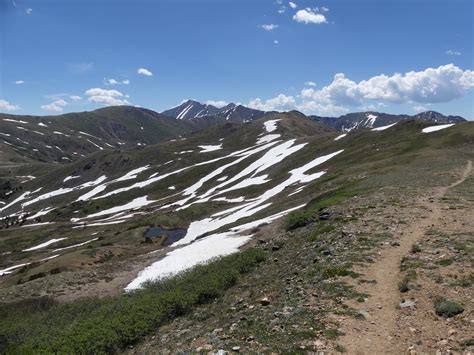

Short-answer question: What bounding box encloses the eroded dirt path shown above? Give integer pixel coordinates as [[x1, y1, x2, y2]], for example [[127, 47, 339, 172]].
[[339, 160, 472, 354]]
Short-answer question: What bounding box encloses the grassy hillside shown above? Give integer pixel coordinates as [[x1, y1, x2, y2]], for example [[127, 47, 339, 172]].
[[0, 114, 472, 353]]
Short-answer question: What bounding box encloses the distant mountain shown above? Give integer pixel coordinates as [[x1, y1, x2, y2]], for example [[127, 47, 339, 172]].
[[162, 100, 267, 122], [311, 111, 467, 132], [0, 106, 222, 164]]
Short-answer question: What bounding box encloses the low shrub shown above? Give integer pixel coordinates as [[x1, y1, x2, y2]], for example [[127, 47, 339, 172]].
[[0, 248, 265, 353], [434, 297, 464, 318], [285, 210, 314, 231]]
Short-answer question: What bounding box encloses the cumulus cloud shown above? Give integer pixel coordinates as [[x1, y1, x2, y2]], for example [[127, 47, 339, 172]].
[[446, 49, 461, 56], [205, 100, 228, 108], [300, 64, 474, 108], [41, 99, 67, 112], [289, 2, 297, 9], [69, 95, 82, 101], [260, 24, 278, 31], [293, 9, 327, 24], [321, 6, 329, 12], [137, 68, 153, 76], [248, 94, 295, 111], [14, 80, 24, 84], [0, 99, 20, 111], [251, 64, 474, 116], [274, 40, 279, 44], [305, 81, 317, 86], [104, 78, 130, 85], [25, 8, 32, 15], [85, 88, 131, 106]]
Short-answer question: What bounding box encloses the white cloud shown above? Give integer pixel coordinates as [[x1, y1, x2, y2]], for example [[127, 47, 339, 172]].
[[293, 9, 327, 24], [104, 78, 130, 85], [14, 80, 24, 84], [274, 40, 279, 44], [0, 99, 20, 111], [205, 100, 228, 108], [69, 95, 82, 101], [446, 49, 461, 56], [260, 24, 278, 31], [248, 94, 295, 111], [305, 81, 317, 86], [137, 68, 153, 76], [41, 99, 67, 112], [289, 2, 297, 9], [278, 6, 286, 13], [321, 6, 329, 12], [251, 64, 474, 116], [25, 8, 32, 15], [85, 88, 131, 106], [300, 64, 474, 107], [413, 105, 427, 112]]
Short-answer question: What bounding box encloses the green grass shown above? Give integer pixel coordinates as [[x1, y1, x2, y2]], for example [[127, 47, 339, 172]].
[[0, 248, 265, 354], [284, 183, 365, 232]]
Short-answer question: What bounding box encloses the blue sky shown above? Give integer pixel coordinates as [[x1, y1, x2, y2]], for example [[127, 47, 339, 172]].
[[1, 0, 473, 118]]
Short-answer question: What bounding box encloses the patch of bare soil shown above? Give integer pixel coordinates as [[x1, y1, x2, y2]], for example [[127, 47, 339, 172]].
[[339, 161, 473, 354]]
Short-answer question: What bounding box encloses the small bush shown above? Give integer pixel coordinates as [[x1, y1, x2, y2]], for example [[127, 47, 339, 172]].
[[436, 258, 454, 266], [411, 244, 422, 253], [285, 210, 314, 231], [434, 297, 464, 318], [399, 270, 417, 293], [322, 266, 358, 279]]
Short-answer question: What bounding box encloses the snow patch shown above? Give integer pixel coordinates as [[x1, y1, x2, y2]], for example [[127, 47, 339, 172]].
[[422, 124, 455, 133]]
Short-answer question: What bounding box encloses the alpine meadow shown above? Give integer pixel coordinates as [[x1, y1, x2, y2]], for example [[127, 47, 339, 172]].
[[0, 0, 473, 353]]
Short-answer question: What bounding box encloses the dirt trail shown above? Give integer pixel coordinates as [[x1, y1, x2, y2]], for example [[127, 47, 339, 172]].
[[339, 160, 472, 354]]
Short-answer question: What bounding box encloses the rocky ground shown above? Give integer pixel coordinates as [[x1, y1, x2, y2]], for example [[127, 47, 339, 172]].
[[125, 161, 473, 354]]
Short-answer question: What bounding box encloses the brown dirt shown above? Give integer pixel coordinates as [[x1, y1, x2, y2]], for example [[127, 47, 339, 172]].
[[339, 160, 473, 354]]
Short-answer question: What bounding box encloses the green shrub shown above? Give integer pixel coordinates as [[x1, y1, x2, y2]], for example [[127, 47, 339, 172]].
[[0, 248, 266, 353], [434, 297, 464, 318], [411, 244, 422, 253], [398, 270, 417, 293], [322, 266, 358, 279], [285, 210, 314, 231]]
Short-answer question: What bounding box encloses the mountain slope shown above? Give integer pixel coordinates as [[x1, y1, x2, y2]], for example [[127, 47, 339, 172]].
[[0, 106, 221, 165], [312, 111, 466, 132], [162, 100, 267, 122], [0, 114, 472, 353]]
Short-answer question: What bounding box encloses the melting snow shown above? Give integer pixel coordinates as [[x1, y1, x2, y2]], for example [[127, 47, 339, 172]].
[[125, 232, 252, 291], [3, 118, 28, 124], [371, 123, 397, 131], [175, 149, 343, 246], [422, 124, 455, 133], [0, 254, 60, 276], [264, 119, 280, 133], [199, 144, 223, 153], [76, 196, 155, 220], [52, 238, 99, 252], [256, 134, 281, 145], [63, 175, 80, 182], [334, 133, 347, 141], [23, 238, 67, 251], [116, 165, 150, 182]]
